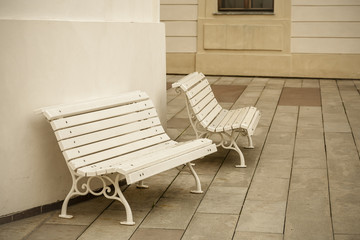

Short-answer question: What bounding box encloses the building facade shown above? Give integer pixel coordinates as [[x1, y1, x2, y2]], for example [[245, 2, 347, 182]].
[[161, 0, 360, 79]]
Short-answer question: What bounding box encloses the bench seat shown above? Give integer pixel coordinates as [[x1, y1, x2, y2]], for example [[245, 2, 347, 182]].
[[41, 90, 216, 225]]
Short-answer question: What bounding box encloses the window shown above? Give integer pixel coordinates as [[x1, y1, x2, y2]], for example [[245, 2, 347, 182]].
[[218, 0, 274, 12]]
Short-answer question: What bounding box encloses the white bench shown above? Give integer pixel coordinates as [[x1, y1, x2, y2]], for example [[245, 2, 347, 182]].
[[41, 90, 216, 225], [172, 72, 261, 168]]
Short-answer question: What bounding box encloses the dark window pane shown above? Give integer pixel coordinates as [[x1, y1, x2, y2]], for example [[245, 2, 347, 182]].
[[251, 0, 273, 8], [222, 0, 244, 8]]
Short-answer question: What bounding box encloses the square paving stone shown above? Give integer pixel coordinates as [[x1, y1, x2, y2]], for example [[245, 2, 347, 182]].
[[236, 200, 287, 234], [27, 224, 87, 240], [279, 87, 321, 106], [182, 213, 238, 240], [131, 228, 183, 240]]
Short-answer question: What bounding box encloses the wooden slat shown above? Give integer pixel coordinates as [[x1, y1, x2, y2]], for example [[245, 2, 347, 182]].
[[43, 91, 148, 120], [124, 144, 217, 184], [215, 110, 237, 132], [51, 99, 154, 130], [207, 109, 228, 132], [247, 110, 261, 135], [192, 92, 215, 114], [69, 133, 170, 170], [77, 141, 178, 176], [59, 117, 161, 151], [241, 107, 258, 129], [63, 126, 165, 161], [181, 72, 205, 91], [186, 79, 210, 99], [232, 107, 250, 129], [224, 109, 243, 131], [188, 86, 212, 106], [172, 72, 198, 88], [55, 109, 157, 140], [197, 98, 218, 121], [118, 139, 212, 174], [201, 105, 223, 128]]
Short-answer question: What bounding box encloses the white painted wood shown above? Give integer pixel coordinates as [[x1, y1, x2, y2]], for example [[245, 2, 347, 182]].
[[207, 109, 228, 132], [197, 98, 218, 121], [119, 139, 211, 173], [247, 110, 261, 135], [241, 107, 257, 129], [181, 72, 205, 91], [189, 86, 212, 106], [232, 107, 250, 129], [224, 109, 242, 131], [192, 92, 215, 114], [55, 109, 158, 140], [215, 110, 236, 132], [63, 126, 165, 161], [201, 105, 222, 128], [43, 91, 147, 120], [59, 118, 161, 151], [51, 99, 154, 130], [69, 134, 170, 170], [186, 79, 210, 99], [125, 144, 216, 184], [171, 72, 198, 88], [77, 141, 178, 176]]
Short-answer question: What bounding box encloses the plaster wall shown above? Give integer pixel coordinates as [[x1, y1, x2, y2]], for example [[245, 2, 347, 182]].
[[0, 0, 166, 217]]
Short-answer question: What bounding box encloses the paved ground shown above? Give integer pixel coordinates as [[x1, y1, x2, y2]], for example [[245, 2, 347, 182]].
[[1, 75, 360, 240]]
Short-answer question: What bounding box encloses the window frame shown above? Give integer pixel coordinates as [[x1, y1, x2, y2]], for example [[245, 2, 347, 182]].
[[218, 0, 274, 12]]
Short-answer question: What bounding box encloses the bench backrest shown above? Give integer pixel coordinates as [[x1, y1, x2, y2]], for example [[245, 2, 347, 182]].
[[42, 91, 170, 173], [172, 72, 222, 128]]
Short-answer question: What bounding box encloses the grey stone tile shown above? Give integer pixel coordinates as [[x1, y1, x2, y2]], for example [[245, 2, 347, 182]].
[[290, 168, 329, 191], [285, 79, 302, 88], [182, 213, 238, 240], [266, 132, 295, 145], [131, 228, 184, 240], [334, 234, 360, 240], [293, 156, 327, 169], [46, 197, 112, 225], [162, 172, 213, 199], [233, 231, 283, 240], [294, 139, 326, 159], [236, 200, 286, 233], [78, 210, 147, 240], [284, 209, 333, 240], [261, 143, 294, 161], [256, 159, 292, 179], [0, 212, 53, 240], [197, 186, 247, 214], [27, 223, 87, 240], [299, 106, 322, 117], [298, 117, 323, 128], [247, 176, 289, 201], [140, 197, 199, 229], [211, 167, 253, 188], [296, 127, 324, 140]]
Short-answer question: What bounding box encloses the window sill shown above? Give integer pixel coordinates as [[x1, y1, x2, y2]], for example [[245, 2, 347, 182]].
[[214, 11, 274, 15]]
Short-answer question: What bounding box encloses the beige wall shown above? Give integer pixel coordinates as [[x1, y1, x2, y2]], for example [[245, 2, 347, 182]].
[[160, 0, 198, 73], [0, 1, 166, 217], [163, 0, 360, 79]]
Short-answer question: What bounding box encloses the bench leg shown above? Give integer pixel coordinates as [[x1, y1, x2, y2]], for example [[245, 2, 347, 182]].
[[219, 132, 246, 168], [245, 134, 254, 149], [112, 174, 135, 226], [136, 181, 149, 189], [187, 162, 203, 194]]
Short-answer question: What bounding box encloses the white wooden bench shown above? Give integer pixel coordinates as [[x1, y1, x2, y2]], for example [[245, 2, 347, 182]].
[[172, 72, 261, 168], [41, 90, 216, 225]]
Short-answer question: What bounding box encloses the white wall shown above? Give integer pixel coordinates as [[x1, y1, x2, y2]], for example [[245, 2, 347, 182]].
[[291, 0, 360, 54], [0, 0, 166, 217], [160, 0, 198, 53]]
